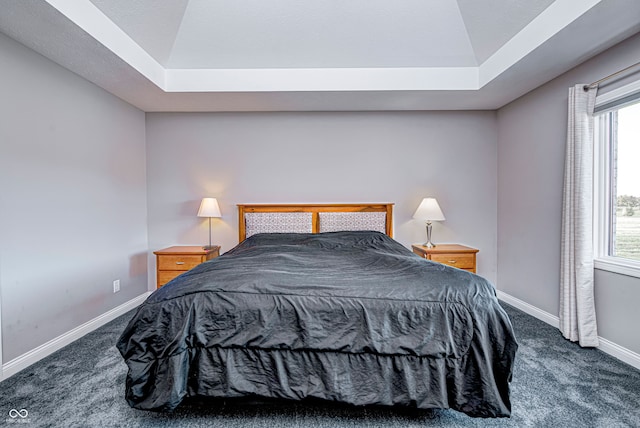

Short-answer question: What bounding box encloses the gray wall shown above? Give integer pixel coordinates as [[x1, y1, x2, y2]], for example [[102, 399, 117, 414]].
[[4, 19, 637, 368], [0, 33, 149, 361], [497, 33, 640, 354], [145, 111, 498, 287]]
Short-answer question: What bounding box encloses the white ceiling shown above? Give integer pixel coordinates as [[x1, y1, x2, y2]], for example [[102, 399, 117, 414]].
[[1, 0, 639, 112]]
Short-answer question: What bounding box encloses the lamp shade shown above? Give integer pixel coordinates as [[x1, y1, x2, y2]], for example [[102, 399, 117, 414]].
[[197, 198, 222, 218], [413, 198, 445, 221]]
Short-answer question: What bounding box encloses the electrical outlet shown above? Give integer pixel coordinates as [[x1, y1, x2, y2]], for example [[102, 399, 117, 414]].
[[113, 279, 120, 293]]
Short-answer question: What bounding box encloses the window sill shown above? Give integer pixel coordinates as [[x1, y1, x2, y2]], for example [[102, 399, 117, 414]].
[[594, 257, 640, 279]]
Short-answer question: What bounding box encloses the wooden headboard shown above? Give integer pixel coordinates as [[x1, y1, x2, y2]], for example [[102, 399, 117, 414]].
[[237, 203, 394, 241]]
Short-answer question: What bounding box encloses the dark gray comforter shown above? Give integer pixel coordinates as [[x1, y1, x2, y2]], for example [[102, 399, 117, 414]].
[[117, 231, 517, 417]]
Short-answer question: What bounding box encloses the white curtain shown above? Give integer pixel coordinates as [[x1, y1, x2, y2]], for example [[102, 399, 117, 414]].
[[560, 84, 599, 347]]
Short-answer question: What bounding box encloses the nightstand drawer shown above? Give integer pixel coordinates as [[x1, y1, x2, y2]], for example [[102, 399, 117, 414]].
[[157, 270, 185, 286], [158, 255, 203, 271], [411, 244, 478, 274], [430, 253, 475, 269]]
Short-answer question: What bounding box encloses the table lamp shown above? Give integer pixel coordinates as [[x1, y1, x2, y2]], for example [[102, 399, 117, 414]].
[[197, 198, 222, 249], [413, 198, 445, 248]]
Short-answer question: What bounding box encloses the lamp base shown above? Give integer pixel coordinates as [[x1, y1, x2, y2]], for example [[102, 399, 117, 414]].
[[202, 217, 214, 251], [424, 222, 436, 248]]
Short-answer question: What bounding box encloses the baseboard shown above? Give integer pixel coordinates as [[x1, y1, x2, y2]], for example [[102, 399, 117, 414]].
[[1, 292, 151, 381], [497, 290, 640, 370], [597, 337, 640, 370], [496, 290, 560, 328]]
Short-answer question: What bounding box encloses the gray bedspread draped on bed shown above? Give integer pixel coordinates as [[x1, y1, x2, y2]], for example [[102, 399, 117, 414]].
[[117, 231, 517, 418]]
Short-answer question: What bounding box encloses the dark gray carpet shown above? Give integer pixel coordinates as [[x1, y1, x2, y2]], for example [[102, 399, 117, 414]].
[[1, 303, 639, 427]]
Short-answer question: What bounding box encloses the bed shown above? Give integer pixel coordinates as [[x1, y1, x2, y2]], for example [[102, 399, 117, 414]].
[[117, 203, 517, 418]]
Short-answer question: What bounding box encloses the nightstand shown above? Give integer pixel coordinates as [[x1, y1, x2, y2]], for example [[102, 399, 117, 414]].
[[153, 245, 220, 288], [411, 244, 479, 273]]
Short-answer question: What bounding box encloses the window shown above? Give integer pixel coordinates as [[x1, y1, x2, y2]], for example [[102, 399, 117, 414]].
[[594, 82, 640, 277]]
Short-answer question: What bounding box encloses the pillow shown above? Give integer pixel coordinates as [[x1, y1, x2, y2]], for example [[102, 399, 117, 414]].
[[244, 212, 313, 238], [318, 212, 386, 234]]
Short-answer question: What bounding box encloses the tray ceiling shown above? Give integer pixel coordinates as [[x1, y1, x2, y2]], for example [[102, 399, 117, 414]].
[[1, 0, 639, 111]]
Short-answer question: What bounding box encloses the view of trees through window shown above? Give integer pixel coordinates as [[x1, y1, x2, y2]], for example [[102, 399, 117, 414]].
[[612, 102, 640, 262]]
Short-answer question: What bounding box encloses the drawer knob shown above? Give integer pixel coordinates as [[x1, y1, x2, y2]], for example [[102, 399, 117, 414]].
[[175, 262, 185, 265], [448, 260, 457, 264]]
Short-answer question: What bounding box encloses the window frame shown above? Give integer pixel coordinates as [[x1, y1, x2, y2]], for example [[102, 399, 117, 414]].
[[593, 81, 640, 279]]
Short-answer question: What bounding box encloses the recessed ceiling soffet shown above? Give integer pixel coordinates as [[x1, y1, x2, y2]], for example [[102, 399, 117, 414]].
[[0, 0, 639, 111]]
